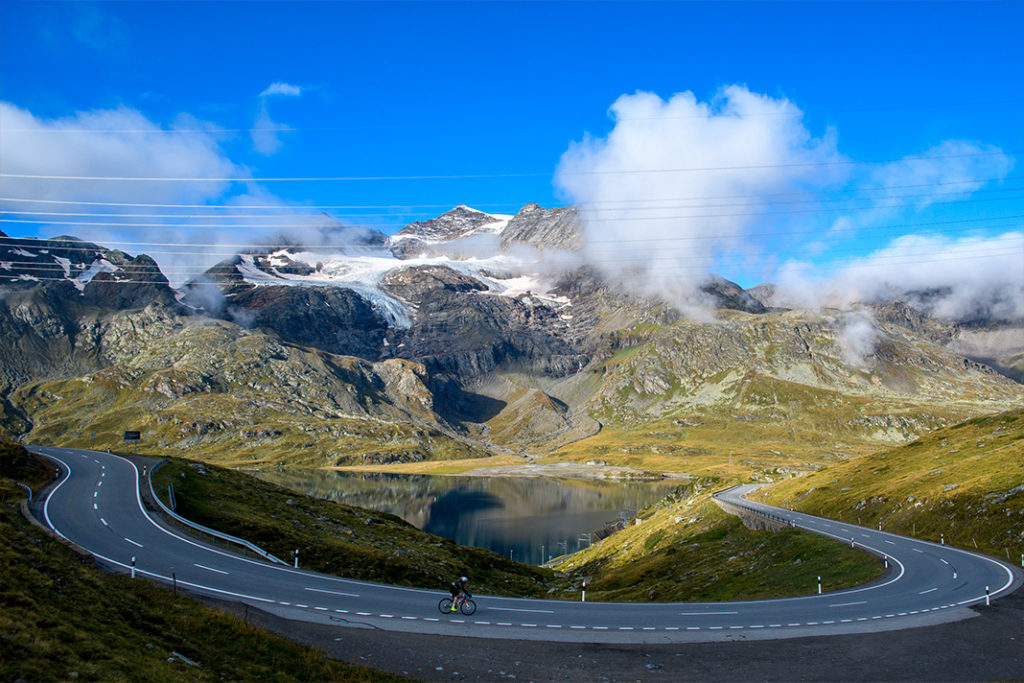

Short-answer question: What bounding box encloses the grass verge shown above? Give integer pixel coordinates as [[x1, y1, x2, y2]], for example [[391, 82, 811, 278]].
[[0, 442, 406, 682]]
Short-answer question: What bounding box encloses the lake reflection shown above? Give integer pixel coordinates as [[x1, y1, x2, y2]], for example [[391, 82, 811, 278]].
[[253, 470, 681, 565]]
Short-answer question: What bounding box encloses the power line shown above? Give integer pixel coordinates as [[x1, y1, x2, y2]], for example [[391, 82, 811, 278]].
[[4, 193, 1021, 230], [4, 186, 1021, 220], [3, 249, 1018, 288], [2, 150, 1017, 183], [1, 214, 1020, 255], [2, 176, 1019, 212]]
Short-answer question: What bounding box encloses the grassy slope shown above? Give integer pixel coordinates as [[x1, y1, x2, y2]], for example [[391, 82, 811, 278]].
[[0, 442, 401, 683], [550, 479, 883, 601], [151, 457, 553, 596], [760, 408, 1024, 559]]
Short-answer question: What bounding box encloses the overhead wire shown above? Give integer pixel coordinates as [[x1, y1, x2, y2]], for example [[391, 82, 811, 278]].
[[1, 149, 1018, 183], [2, 176, 1021, 212]]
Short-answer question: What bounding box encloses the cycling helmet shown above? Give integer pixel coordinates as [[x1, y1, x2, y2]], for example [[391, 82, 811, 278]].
[[461, 576, 468, 583]]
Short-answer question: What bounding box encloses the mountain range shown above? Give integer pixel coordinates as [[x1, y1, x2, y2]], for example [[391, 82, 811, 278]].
[[2, 204, 1021, 471]]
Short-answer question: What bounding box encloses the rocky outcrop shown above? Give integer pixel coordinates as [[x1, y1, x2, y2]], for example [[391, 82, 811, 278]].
[[221, 284, 389, 360], [500, 203, 583, 252]]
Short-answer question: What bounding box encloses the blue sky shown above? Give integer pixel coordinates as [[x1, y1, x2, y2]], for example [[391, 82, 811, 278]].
[[1, 1, 1021, 304]]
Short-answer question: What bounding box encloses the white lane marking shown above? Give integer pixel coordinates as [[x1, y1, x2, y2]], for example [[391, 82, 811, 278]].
[[830, 600, 867, 607], [497, 622, 513, 626], [685, 627, 699, 631], [593, 626, 608, 630], [884, 540, 895, 545], [619, 627, 634, 631], [97, 481, 102, 487], [475, 621, 491, 625], [750, 625, 765, 629], [305, 587, 360, 598], [94, 492, 98, 497], [522, 623, 537, 628], [787, 623, 801, 627], [840, 619, 852, 623], [490, 607, 555, 613], [93, 503, 98, 510], [709, 626, 723, 630], [314, 607, 328, 611], [570, 626, 586, 630], [424, 618, 439, 622], [451, 619, 464, 623], [401, 616, 417, 620], [919, 587, 938, 594], [295, 604, 309, 608], [769, 624, 782, 628], [940, 559, 950, 565], [547, 625, 563, 629], [280, 602, 291, 605], [822, 620, 835, 624], [379, 614, 393, 619], [680, 611, 738, 615], [729, 626, 743, 630], [913, 548, 924, 553], [194, 563, 229, 575], [124, 537, 143, 548], [100, 518, 108, 526]]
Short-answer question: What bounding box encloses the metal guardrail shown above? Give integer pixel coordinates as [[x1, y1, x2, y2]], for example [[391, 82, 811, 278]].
[[147, 459, 287, 565], [712, 486, 796, 527]]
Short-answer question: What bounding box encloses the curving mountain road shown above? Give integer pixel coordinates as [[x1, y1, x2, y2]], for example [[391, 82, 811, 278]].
[[30, 446, 1022, 643]]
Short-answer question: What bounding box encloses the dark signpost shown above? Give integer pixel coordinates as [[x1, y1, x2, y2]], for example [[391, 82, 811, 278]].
[[123, 430, 141, 455]]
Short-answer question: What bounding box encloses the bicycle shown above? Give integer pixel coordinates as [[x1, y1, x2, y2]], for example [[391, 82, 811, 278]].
[[438, 593, 477, 615]]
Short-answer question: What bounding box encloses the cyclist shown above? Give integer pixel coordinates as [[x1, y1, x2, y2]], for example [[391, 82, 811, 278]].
[[448, 576, 470, 611]]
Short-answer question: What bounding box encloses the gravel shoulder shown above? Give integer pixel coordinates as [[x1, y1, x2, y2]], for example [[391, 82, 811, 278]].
[[196, 588, 1023, 682]]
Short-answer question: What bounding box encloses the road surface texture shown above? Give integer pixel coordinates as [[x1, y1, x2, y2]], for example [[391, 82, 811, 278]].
[[29, 446, 1024, 679]]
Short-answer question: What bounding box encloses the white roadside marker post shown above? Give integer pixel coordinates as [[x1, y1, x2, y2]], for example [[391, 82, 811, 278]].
[[941, 533, 944, 545], [985, 586, 990, 606], [582, 581, 586, 603], [131, 556, 136, 579], [294, 549, 299, 569], [817, 576, 822, 595]]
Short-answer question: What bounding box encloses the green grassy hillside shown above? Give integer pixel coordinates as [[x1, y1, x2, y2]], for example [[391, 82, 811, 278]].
[[550, 479, 883, 601], [760, 408, 1024, 559], [0, 443, 402, 682], [151, 458, 553, 596]]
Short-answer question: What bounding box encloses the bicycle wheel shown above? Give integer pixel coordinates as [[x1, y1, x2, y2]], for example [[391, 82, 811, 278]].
[[438, 597, 453, 614], [460, 599, 477, 616]]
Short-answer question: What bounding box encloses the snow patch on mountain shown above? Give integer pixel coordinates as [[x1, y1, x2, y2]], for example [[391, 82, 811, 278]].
[[234, 245, 570, 329]]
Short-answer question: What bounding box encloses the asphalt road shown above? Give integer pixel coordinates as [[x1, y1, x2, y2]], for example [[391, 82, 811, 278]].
[[31, 445, 1023, 645]]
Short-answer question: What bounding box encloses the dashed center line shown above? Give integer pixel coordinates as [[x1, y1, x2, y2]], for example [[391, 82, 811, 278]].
[[193, 563, 228, 575]]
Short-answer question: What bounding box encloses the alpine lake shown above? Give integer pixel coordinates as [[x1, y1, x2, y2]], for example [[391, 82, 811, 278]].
[[253, 468, 684, 565]]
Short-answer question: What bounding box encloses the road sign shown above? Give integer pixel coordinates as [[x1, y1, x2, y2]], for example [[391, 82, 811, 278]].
[[123, 431, 141, 441]]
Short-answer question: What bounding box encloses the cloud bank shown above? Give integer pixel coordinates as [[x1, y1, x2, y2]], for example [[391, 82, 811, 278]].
[[554, 85, 842, 316]]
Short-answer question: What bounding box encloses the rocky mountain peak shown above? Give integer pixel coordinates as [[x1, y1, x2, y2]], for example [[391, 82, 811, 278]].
[[499, 203, 583, 252], [393, 205, 508, 244]]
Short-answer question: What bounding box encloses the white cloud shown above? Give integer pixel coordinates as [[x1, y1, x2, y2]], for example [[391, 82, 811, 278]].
[[554, 85, 843, 316], [0, 101, 241, 205], [251, 102, 284, 156], [0, 101, 328, 286], [837, 310, 881, 368], [260, 82, 303, 98], [774, 231, 1024, 321], [252, 82, 303, 155]]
